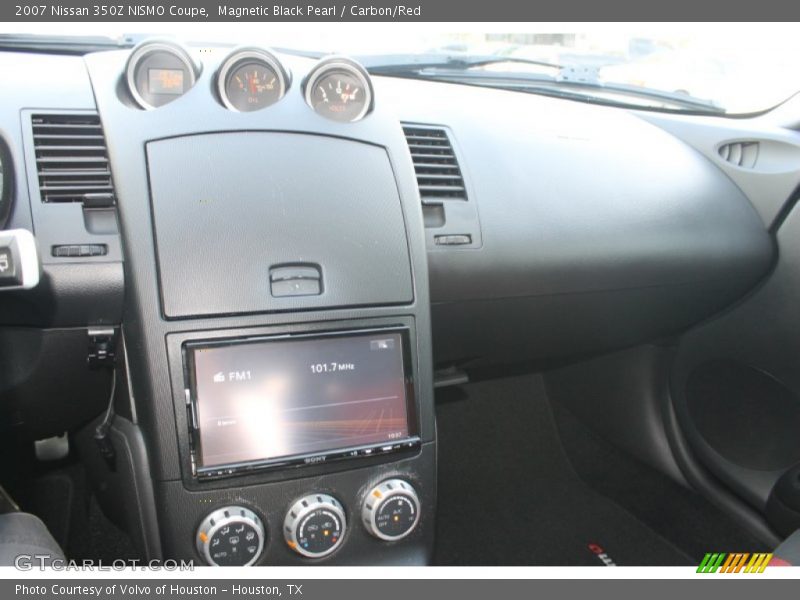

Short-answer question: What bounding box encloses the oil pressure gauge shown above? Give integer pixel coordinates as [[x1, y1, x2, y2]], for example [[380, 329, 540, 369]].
[[304, 57, 374, 122], [218, 48, 289, 112]]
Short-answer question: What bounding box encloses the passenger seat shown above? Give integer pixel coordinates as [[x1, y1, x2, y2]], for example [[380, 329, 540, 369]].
[[0, 485, 64, 567]]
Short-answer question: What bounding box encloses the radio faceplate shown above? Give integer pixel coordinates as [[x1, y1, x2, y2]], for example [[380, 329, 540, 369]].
[[182, 326, 420, 481]]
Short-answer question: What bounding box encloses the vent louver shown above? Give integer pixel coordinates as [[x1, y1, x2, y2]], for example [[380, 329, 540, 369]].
[[32, 113, 114, 204], [718, 141, 759, 169], [402, 125, 467, 203]]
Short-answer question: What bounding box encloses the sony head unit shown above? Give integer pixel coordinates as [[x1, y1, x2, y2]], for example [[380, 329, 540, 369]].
[[183, 328, 419, 479]]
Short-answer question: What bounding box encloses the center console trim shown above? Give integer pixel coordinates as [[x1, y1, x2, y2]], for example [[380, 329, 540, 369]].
[[84, 47, 435, 563], [166, 315, 429, 492]]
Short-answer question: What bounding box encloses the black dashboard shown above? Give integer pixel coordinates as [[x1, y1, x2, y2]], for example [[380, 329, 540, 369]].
[[0, 40, 774, 565]]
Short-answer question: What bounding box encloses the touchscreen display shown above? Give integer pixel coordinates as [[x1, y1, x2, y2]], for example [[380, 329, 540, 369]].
[[188, 330, 413, 469]]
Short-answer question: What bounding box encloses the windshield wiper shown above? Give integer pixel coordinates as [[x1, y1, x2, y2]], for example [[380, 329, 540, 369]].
[[0, 34, 135, 55], [361, 53, 564, 74], [364, 54, 726, 114], [429, 69, 725, 113]]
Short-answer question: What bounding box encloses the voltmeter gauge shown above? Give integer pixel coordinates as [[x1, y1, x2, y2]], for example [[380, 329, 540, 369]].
[[304, 57, 373, 123], [218, 49, 289, 112]]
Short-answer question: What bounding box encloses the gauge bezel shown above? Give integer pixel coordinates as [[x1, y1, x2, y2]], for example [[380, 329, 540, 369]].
[[125, 40, 198, 110], [0, 138, 13, 229], [217, 48, 290, 112], [303, 56, 374, 123]]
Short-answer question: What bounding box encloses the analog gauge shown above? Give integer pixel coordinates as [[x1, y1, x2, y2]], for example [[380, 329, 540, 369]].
[[218, 49, 289, 112], [304, 57, 373, 123], [125, 40, 198, 110]]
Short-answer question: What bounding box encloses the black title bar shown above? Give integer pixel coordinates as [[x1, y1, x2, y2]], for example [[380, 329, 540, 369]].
[[3, 0, 800, 21]]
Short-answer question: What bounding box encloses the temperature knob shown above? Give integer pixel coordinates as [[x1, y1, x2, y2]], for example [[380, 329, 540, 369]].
[[284, 494, 346, 558], [362, 479, 420, 541], [196, 505, 265, 566]]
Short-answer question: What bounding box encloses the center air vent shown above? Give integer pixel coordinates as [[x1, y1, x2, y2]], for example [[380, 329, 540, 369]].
[[402, 125, 467, 203], [32, 113, 115, 204], [718, 141, 759, 169]]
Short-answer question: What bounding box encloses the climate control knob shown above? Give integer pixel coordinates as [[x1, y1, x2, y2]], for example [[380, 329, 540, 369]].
[[362, 479, 420, 541], [284, 493, 346, 558], [196, 505, 265, 566]]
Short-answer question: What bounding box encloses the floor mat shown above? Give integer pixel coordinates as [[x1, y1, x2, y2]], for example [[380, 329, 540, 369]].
[[70, 495, 140, 563], [6, 458, 139, 563], [433, 375, 694, 566], [550, 397, 768, 561]]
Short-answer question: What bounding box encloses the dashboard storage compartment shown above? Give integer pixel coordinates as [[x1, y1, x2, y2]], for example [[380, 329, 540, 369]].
[[147, 132, 413, 318]]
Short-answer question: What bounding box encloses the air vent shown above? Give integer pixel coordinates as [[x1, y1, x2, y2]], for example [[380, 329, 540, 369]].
[[32, 113, 114, 204], [402, 125, 467, 203], [718, 141, 759, 169]]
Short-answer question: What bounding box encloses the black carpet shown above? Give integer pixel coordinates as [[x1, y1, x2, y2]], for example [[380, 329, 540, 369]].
[[433, 375, 695, 566], [550, 395, 768, 561], [73, 495, 141, 563], [9, 460, 139, 563]]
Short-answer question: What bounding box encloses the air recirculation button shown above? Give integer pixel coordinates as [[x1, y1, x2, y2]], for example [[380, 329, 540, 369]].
[[362, 479, 420, 541]]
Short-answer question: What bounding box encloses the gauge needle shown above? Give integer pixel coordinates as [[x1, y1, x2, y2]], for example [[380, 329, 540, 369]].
[[342, 87, 359, 103]]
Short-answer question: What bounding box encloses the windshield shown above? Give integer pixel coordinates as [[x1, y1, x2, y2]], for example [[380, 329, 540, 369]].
[[2, 23, 799, 115]]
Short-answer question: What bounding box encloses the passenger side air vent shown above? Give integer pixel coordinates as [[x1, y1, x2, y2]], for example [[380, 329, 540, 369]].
[[718, 141, 759, 169], [31, 113, 115, 205], [402, 125, 467, 203]]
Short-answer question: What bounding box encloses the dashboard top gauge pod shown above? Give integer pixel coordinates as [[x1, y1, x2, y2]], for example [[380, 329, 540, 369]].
[[217, 48, 290, 112], [126, 39, 199, 110], [304, 56, 374, 123]]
